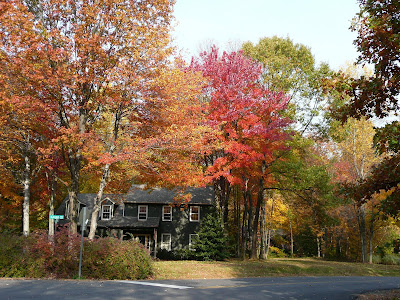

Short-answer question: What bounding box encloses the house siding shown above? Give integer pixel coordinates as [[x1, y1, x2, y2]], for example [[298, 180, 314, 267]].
[[124, 203, 211, 250], [56, 186, 214, 254]]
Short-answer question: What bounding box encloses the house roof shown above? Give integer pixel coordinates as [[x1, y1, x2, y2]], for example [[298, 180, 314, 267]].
[[125, 185, 214, 205], [55, 193, 125, 216], [55, 186, 214, 219]]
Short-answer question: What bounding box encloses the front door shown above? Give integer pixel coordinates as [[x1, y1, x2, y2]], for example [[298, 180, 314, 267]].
[[124, 232, 152, 250]]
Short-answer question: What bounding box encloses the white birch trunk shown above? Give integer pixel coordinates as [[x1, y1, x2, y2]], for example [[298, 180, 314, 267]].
[[22, 154, 31, 237]]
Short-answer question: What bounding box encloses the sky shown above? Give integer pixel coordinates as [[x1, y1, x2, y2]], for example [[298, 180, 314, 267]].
[[172, 0, 361, 71]]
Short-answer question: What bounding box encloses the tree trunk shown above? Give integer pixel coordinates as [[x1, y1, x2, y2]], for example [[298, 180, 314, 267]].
[[241, 189, 249, 259], [322, 227, 327, 258], [22, 154, 31, 237], [234, 186, 241, 257], [68, 188, 78, 234], [265, 198, 275, 259], [88, 163, 111, 239], [214, 177, 231, 228], [358, 204, 367, 263], [369, 219, 374, 264], [288, 210, 294, 257], [248, 192, 254, 258], [336, 229, 342, 259], [266, 228, 272, 259], [222, 184, 230, 229], [67, 148, 82, 235], [316, 236, 321, 258], [250, 180, 264, 258], [259, 205, 267, 260], [63, 105, 88, 235], [88, 108, 122, 239], [46, 172, 56, 237]]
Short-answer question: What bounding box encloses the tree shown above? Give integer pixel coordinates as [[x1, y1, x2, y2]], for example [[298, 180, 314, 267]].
[[340, 0, 400, 119], [193, 209, 229, 261], [242, 36, 332, 133], [0, 62, 54, 236], [87, 62, 208, 239], [335, 117, 382, 262], [0, 0, 175, 234], [331, 0, 400, 232], [272, 135, 336, 258], [189, 47, 292, 258]]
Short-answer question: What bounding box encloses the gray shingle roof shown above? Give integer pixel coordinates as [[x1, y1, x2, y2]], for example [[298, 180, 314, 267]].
[[55, 193, 125, 216], [125, 185, 214, 205]]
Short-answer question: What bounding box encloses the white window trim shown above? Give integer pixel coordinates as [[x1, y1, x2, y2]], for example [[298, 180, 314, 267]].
[[161, 233, 171, 251], [138, 205, 148, 221], [189, 206, 200, 222], [65, 202, 69, 219], [101, 204, 113, 220], [189, 234, 199, 251], [65, 201, 82, 219], [162, 206, 172, 221]]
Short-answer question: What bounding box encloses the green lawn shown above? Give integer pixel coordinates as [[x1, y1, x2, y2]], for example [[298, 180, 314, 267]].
[[152, 258, 400, 280]]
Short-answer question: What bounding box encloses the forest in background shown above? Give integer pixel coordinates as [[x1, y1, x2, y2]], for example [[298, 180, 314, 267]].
[[0, 0, 399, 264]]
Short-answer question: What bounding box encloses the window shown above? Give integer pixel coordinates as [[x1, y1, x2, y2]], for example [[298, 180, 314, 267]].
[[101, 205, 113, 220], [65, 202, 69, 218], [138, 205, 148, 221], [189, 234, 199, 251], [161, 233, 171, 251], [189, 206, 200, 222], [65, 201, 81, 219], [162, 206, 172, 221]]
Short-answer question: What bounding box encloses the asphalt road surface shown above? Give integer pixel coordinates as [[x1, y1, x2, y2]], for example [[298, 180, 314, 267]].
[[0, 276, 399, 300]]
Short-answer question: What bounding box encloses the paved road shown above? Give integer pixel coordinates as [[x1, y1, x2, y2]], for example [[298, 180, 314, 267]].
[[0, 276, 399, 299]]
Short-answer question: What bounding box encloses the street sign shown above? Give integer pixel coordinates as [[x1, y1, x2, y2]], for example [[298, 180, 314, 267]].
[[49, 215, 64, 220]]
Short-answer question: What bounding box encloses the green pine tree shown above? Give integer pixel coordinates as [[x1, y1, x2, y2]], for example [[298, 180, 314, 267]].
[[193, 210, 229, 261]]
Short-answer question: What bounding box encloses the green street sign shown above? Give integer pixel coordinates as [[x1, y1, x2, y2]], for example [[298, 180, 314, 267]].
[[49, 215, 64, 220]]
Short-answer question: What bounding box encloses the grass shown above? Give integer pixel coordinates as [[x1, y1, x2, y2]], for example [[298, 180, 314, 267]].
[[152, 258, 400, 280]]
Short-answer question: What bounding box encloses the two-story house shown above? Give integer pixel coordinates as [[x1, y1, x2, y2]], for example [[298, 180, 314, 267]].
[[56, 185, 214, 257]]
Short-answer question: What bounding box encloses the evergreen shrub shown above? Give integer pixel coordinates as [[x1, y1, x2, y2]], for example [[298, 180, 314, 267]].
[[192, 209, 229, 261]]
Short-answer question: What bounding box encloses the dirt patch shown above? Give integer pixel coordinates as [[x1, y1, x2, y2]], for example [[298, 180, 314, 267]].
[[356, 289, 400, 299]]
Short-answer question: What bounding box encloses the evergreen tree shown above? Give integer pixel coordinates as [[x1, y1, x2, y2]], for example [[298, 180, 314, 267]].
[[193, 210, 229, 261]]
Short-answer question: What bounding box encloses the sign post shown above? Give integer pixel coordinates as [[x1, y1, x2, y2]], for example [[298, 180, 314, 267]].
[[78, 207, 88, 279]]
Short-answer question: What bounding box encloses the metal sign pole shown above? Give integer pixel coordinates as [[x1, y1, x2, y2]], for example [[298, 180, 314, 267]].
[[78, 207, 87, 279]]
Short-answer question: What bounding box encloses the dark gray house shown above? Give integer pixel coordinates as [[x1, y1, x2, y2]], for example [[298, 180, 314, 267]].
[[56, 185, 214, 257]]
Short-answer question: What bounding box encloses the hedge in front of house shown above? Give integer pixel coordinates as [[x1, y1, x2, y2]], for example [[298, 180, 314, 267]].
[[83, 236, 153, 279], [0, 228, 153, 279]]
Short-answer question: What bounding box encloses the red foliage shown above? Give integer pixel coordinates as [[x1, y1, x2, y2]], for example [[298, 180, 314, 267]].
[[189, 47, 292, 188]]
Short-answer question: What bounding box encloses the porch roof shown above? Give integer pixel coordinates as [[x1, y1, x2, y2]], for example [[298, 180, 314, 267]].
[[96, 216, 160, 229]]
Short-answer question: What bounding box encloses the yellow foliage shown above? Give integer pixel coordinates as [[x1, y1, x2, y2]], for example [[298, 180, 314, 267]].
[[336, 117, 382, 181]]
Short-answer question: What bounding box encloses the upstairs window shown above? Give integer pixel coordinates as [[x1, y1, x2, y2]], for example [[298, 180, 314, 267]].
[[138, 205, 148, 221], [101, 205, 113, 220], [65, 201, 81, 219], [189, 206, 200, 222], [162, 206, 172, 221]]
